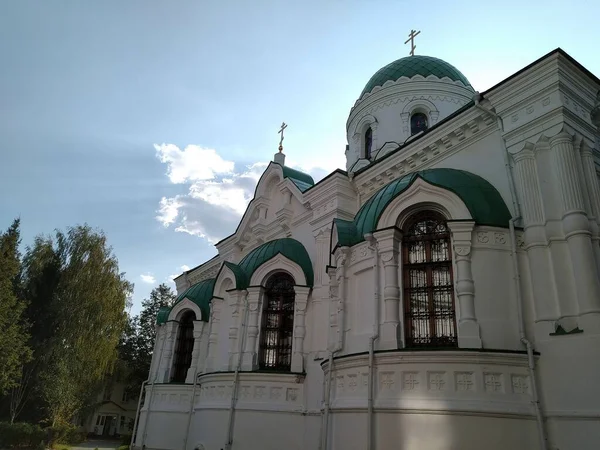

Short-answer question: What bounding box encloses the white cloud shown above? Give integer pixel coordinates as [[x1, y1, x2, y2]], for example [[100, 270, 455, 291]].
[[154, 143, 234, 184], [181, 265, 190, 271], [140, 273, 156, 284], [154, 142, 340, 244]]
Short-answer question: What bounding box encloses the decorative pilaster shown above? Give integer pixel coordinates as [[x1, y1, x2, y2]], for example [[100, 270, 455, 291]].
[[242, 286, 263, 370], [550, 131, 600, 331], [198, 318, 211, 373], [327, 266, 339, 350], [158, 321, 178, 382], [579, 141, 600, 277], [185, 321, 205, 383], [228, 291, 245, 370], [447, 221, 481, 348], [204, 298, 223, 372], [373, 228, 402, 349], [291, 286, 311, 373], [510, 144, 559, 332], [149, 325, 166, 381]]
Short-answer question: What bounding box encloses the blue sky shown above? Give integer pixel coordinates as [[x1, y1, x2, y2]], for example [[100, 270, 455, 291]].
[[1, 1, 599, 314]]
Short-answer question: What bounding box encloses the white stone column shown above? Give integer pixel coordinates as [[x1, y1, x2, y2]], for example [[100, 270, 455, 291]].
[[326, 266, 339, 350], [148, 325, 165, 382], [228, 291, 244, 370], [198, 318, 211, 373], [291, 286, 310, 373], [373, 229, 402, 349], [551, 131, 600, 331], [447, 221, 481, 348], [204, 298, 223, 372], [242, 286, 263, 370], [510, 143, 560, 333], [580, 140, 600, 274], [185, 321, 205, 383], [158, 321, 178, 382]]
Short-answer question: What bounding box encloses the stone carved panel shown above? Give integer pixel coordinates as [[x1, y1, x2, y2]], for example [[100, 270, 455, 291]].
[[428, 372, 447, 391], [511, 374, 530, 394], [379, 371, 396, 391], [402, 372, 420, 391], [455, 372, 475, 392], [484, 373, 504, 393]]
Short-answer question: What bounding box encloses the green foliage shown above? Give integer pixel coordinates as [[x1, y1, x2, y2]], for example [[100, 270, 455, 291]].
[[118, 284, 175, 392], [117, 446, 130, 450], [20, 224, 132, 424], [0, 219, 32, 395], [45, 422, 86, 446], [0, 421, 45, 449]]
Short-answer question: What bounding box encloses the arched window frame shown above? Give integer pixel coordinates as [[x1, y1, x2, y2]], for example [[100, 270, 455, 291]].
[[258, 272, 296, 371], [402, 210, 457, 348], [352, 114, 378, 160], [171, 310, 196, 382]]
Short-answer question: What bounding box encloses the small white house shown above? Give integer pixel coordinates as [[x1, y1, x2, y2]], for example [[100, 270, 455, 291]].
[[82, 382, 137, 438], [132, 48, 600, 450]]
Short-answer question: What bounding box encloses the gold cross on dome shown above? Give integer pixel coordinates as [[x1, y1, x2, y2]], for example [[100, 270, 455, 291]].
[[404, 29, 421, 56], [278, 122, 288, 152]]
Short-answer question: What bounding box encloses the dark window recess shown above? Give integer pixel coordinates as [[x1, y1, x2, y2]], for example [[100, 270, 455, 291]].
[[171, 311, 195, 382], [410, 113, 428, 135], [365, 127, 373, 159], [403, 211, 457, 348], [259, 273, 295, 371]]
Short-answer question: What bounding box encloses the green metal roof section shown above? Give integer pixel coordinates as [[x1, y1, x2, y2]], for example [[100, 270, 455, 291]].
[[334, 168, 511, 248], [276, 163, 315, 192], [234, 238, 314, 288], [156, 306, 171, 325], [173, 278, 216, 322], [222, 261, 249, 290], [361, 55, 471, 98]]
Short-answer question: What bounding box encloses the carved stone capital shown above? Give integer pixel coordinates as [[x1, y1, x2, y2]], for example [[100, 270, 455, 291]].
[[453, 245, 472, 257]]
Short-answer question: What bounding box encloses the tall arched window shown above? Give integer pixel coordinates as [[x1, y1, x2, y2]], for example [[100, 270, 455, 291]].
[[259, 273, 295, 371], [410, 113, 428, 135], [364, 127, 373, 159], [171, 310, 195, 382], [402, 211, 457, 348]]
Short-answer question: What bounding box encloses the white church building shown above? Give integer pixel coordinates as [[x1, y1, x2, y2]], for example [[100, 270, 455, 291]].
[[131, 48, 600, 450]]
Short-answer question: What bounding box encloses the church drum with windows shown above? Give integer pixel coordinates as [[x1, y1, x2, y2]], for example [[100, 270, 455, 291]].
[[132, 49, 600, 450]]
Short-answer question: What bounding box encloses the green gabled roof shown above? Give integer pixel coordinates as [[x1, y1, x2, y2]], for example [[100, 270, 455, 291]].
[[156, 306, 171, 325], [229, 238, 314, 288], [173, 278, 216, 322], [334, 168, 511, 248], [277, 163, 315, 192], [361, 55, 471, 98]]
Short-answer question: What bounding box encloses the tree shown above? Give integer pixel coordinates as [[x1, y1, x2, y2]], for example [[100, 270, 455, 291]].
[[0, 219, 32, 400], [20, 224, 132, 425], [119, 284, 175, 392]]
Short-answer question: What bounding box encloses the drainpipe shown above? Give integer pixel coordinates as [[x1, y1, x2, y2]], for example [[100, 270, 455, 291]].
[[129, 380, 148, 450], [138, 323, 169, 450], [474, 92, 548, 450], [225, 290, 250, 450], [320, 251, 347, 450], [364, 234, 380, 450]]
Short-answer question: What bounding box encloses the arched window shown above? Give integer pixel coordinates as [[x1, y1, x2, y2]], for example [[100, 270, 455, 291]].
[[410, 113, 428, 135], [364, 127, 373, 159], [259, 273, 295, 371], [402, 211, 457, 348], [171, 310, 195, 382]]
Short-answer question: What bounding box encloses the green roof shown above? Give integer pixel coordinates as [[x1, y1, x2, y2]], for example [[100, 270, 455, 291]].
[[225, 238, 314, 289], [173, 278, 216, 322], [277, 163, 315, 192], [156, 306, 171, 325], [361, 55, 471, 98], [333, 168, 511, 248]]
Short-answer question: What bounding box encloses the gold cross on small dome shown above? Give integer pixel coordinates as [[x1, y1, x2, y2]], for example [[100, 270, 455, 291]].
[[278, 122, 288, 152]]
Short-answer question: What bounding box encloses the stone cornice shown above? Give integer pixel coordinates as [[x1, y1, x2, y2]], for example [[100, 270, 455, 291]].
[[353, 108, 496, 199]]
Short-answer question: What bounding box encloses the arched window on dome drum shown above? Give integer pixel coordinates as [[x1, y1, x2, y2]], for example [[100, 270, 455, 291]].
[[259, 272, 295, 371], [402, 211, 457, 348], [171, 310, 195, 382], [410, 113, 428, 135], [364, 127, 373, 159]]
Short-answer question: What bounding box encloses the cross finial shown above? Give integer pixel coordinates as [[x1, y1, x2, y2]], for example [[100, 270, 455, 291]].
[[404, 29, 421, 56], [277, 122, 288, 153]]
